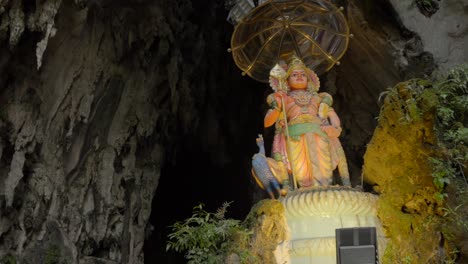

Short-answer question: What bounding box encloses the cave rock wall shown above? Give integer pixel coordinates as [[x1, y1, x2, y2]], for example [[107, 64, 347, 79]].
[[0, 1, 207, 263]]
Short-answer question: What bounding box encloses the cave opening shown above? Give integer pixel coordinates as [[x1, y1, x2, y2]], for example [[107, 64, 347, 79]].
[[0, 0, 462, 262], [141, 1, 407, 262], [143, 74, 270, 262], [142, 4, 270, 262]]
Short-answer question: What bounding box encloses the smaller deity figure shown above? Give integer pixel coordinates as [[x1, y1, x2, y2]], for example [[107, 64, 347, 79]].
[[317, 96, 351, 186]]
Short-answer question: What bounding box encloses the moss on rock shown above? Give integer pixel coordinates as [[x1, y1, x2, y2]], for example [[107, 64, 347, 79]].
[[363, 80, 443, 263], [242, 199, 288, 263], [363, 65, 468, 263]]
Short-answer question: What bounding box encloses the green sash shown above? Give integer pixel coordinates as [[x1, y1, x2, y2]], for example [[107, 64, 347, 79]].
[[287, 123, 326, 140]]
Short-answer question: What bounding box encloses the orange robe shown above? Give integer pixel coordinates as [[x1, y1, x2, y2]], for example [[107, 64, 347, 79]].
[[266, 90, 334, 188]]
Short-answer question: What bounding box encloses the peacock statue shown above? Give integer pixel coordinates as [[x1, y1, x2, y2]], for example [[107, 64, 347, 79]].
[[251, 134, 287, 199]]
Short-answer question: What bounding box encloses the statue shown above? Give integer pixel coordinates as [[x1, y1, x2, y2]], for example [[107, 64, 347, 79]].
[[251, 134, 288, 199], [259, 55, 350, 192], [319, 101, 351, 187]]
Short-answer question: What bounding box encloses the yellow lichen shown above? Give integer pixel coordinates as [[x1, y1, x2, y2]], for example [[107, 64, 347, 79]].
[[363, 81, 444, 263], [242, 199, 288, 263]]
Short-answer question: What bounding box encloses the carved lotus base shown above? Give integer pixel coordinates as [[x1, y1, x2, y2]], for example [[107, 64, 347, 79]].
[[274, 187, 387, 264]]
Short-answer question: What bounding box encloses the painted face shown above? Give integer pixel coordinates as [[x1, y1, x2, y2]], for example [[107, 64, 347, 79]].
[[288, 69, 308, 89]]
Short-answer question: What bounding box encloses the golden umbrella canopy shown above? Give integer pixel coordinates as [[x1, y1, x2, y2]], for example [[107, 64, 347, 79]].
[[229, 0, 351, 83]]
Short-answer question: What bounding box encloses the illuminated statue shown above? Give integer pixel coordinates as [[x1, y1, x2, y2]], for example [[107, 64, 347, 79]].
[[320, 100, 351, 187], [264, 56, 350, 189]]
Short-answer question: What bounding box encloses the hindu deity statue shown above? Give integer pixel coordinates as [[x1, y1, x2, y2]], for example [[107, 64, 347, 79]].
[[263, 56, 351, 190]]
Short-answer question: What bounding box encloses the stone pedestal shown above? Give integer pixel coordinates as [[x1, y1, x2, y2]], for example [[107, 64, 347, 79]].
[[274, 187, 386, 264]]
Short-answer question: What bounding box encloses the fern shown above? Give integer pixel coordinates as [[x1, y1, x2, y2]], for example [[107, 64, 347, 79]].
[[166, 202, 254, 264]]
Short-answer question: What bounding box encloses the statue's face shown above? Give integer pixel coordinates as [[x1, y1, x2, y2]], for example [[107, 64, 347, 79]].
[[288, 69, 307, 89]]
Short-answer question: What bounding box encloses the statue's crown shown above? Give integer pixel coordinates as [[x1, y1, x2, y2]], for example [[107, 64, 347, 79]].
[[284, 55, 321, 92], [286, 55, 307, 76]]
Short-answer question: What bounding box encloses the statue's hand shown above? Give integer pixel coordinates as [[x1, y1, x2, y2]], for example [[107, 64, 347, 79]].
[[278, 119, 286, 127], [274, 91, 287, 102], [321, 125, 342, 138], [318, 103, 329, 119]]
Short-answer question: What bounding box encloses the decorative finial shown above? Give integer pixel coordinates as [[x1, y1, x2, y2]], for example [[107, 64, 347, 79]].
[[269, 63, 288, 92]]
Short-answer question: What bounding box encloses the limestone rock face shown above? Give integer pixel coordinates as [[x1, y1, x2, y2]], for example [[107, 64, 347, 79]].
[[362, 81, 445, 263], [330, 0, 437, 186], [388, 0, 468, 73], [0, 1, 169, 262], [0, 0, 255, 263], [331, 1, 400, 185], [243, 199, 289, 264]]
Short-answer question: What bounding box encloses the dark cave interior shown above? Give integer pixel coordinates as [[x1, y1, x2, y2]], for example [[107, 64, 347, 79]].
[[143, 59, 272, 263], [143, 5, 269, 261]]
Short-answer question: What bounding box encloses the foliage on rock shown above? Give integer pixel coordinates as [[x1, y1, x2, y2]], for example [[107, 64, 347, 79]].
[[431, 65, 468, 200], [166, 202, 256, 264], [431, 65, 468, 264], [242, 199, 288, 263], [363, 64, 467, 263], [166, 199, 288, 264], [0, 255, 16, 264]]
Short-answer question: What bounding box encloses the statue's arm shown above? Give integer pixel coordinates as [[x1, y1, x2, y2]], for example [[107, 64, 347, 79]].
[[264, 93, 283, 128], [322, 108, 343, 138], [328, 108, 341, 128], [264, 109, 280, 128]]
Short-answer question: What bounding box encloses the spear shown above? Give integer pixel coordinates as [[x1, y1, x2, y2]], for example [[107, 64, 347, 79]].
[[268, 64, 298, 191], [279, 92, 298, 191]]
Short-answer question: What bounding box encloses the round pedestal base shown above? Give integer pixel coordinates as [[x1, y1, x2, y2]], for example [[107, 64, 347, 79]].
[[275, 187, 387, 264]]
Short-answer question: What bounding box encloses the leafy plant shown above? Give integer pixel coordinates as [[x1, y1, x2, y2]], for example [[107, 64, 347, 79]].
[[378, 79, 431, 124], [0, 255, 16, 264], [403, 255, 413, 264], [431, 65, 468, 200], [166, 201, 255, 264], [442, 203, 468, 234], [429, 157, 453, 201], [45, 246, 60, 264]]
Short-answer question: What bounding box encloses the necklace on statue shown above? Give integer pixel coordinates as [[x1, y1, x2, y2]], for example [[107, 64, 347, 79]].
[[290, 90, 312, 107]]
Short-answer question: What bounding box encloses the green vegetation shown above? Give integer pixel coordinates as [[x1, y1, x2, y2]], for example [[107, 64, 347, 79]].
[[382, 64, 467, 202], [403, 65, 468, 262], [431, 65, 468, 200], [45, 245, 61, 264], [0, 255, 16, 264], [166, 202, 255, 264], [431, 65, 468, 262], [364, 64, 467, 263]]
